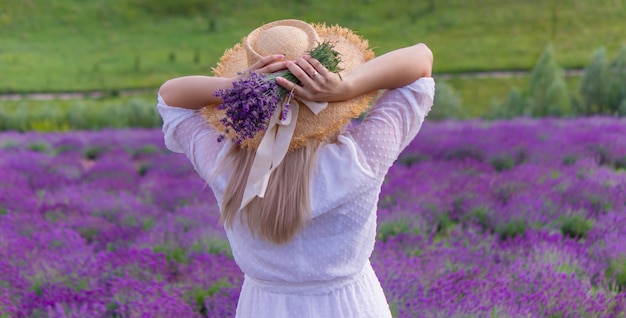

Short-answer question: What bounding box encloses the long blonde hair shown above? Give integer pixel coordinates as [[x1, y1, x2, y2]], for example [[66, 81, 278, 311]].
[[219, 140, 321, 244]]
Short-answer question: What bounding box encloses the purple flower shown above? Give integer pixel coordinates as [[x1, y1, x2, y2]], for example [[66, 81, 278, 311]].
[[213, 41, 343, 144], [213, 72, 282, 145], [2, 117, 626, 317]]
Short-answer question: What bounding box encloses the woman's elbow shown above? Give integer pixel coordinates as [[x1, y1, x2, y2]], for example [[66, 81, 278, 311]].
[[158, 79, 174, 102], [414, 43, 433, 78], [158, 78, 186, 106]]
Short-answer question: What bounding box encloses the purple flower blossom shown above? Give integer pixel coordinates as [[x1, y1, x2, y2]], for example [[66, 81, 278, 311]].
[[214, 72, 282, 144], [213, 41, 343, 144], [1, 117, 626, 316]]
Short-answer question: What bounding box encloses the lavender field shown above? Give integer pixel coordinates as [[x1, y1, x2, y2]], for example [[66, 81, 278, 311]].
[[1, 117, 625, 317]]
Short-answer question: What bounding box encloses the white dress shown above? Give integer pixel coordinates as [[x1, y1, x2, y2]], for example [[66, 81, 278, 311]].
[[157, 77, 435, 318]]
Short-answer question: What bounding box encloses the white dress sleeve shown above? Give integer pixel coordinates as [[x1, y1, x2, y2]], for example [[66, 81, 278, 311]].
[[156, 94, 227, 181], [346, 77, 435, 179]]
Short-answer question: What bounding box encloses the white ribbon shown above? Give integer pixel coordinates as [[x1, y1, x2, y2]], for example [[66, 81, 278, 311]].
[[239, 97, 328, 210]]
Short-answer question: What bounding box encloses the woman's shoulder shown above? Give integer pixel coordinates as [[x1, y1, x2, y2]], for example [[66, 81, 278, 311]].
[[317, 135, 377, 179], [402, 77, 435, 94], [310, 137, 380, 216]]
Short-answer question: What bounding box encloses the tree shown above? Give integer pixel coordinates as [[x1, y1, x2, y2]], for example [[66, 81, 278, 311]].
[[606, 45, 626, 114], [528, 44, 570, 117], [429, 81, 464, 120], [578, 47, 609, 115], [488, 88, 529, 119]]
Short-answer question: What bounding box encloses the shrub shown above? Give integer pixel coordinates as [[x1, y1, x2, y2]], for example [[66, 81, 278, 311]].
[[489, 44, 570, 118], [428, 81, 465, 120], [527, 44, 570, 117], [0, 97, 162, 132], [462, 207, 494, 233], [615, 156, 626, 171], [488, 88, 530, 119], [562, 155, 577, 166], [443, 147, 484, 162], [83, 147, 103, 160], [377, 220, 412, 242], [496, 219, 527, 240], [606, 45, 626, 115], [398, 153, 429, 167], [578, 47, 609, 114], [620, 99, 626, 116], [436, 212, 456, 235], [578, 45, 626, 116], [0, 102, 27, 131], [490, 155, 515, 172], [607, 258, 626, 292], [28, 141, 50, 153], [559, 214, 593, 239], [153, 244, 189, 264]]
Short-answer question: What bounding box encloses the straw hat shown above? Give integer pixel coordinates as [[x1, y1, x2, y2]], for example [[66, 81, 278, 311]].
[[202, 19, 377, 151]]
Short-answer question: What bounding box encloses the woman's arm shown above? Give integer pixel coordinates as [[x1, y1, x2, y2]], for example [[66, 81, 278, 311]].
[[158, 43, 433, 108], [158, 54, 289, 109], [277, 43, 433, 102]]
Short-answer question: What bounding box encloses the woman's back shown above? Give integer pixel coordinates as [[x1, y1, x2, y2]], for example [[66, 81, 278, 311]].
[[157, 19, 434, 318], [200, 77, 435, 283]]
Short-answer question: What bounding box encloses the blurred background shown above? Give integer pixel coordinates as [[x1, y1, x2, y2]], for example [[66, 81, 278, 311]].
[[1, 0, 625, 131]]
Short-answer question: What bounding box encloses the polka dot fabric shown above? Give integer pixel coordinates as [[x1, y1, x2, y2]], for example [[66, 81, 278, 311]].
[[157, 77, 435, 317]]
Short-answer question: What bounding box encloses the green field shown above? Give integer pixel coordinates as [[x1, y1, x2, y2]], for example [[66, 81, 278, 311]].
[[0, 71, 583, 122], [1, 0, 624, 93], [0, 0, 624, 122], [444, 74, 583, 117]]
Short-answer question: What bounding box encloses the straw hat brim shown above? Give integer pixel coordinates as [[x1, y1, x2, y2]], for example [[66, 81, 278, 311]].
[[201, 20, 377, 151]]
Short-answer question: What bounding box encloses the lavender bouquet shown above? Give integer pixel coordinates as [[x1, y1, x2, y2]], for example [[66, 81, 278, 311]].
[[214, 42, 343, 144]]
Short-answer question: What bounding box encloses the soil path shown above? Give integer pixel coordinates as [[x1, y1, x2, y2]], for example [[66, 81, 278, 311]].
[[0, 69, 585, 101], [0, 88, 156, 101]]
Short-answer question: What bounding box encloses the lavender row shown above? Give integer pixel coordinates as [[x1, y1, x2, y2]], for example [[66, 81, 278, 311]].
[[403, 117, 626, 169], [0, 117, 625, 317]]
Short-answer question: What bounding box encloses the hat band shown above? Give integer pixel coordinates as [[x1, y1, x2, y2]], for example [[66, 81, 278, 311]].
[[239, 97, 328, 210]]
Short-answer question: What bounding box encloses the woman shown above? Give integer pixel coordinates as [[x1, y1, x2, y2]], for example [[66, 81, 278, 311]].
[[158, 19, 434, 318]]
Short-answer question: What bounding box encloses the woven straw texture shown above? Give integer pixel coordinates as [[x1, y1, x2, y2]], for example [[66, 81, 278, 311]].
[[201, 19, 377, 151]]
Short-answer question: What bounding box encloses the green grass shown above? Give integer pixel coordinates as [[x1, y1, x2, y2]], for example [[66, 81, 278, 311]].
[[444, 76, 529, 117], [446, 75, 582, 117], [0, 93, 160, 131], [0, 93, 156, 113], [1, 0, 625, 93], [0, 74, 583, 130]]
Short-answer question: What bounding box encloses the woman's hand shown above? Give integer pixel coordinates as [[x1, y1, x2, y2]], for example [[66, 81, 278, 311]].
[[276, 55, 352, 102], [274, 43, 433, 103], [159, 54, 289, 109], [240, 54, 289, 79]]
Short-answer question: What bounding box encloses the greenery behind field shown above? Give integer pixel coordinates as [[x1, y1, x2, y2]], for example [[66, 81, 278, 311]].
[[1, 0, 625, 130], [1, 44, 623, 130], [0, 73, 583, 132], [0, 94, 162, 132], [1, 0, 625, 93]]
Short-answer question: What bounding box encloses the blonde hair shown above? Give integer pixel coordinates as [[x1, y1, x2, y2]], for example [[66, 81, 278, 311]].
[[219, 140, 321, 244]]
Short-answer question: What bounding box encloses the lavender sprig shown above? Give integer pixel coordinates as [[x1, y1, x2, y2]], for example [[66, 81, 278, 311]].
[[214, 72, 282, 144], [269, 41, 344, 99], [214, 41, 343, 144]]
